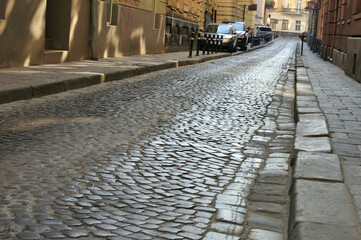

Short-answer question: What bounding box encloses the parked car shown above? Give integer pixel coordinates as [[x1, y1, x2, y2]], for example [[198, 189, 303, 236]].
[[198, 23, 238, 53], [254, 25, 273, 42], [223, 21, 249, 51]]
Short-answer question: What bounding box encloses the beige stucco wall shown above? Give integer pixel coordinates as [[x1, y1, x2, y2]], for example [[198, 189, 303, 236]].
[[68, 0, 90, 61], [0, 0, 90, 68], [97, 3, 165, 58], [267, 11, 308, 32], [0, 0, 46, 68]]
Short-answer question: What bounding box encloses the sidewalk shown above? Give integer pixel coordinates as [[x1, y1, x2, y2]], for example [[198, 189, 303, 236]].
[[0, 42, 273, 105], [289, 45, 361, 239]]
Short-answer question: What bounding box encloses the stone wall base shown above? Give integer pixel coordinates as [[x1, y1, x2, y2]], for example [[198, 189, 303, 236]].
[[332, 48, 347, 70], [345, 37, 361, 83]]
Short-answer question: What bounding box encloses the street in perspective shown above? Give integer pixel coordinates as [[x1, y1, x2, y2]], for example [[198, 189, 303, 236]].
[[0, 38, 297, 239], [1, 35, 360, 239], [1, 0, 361, 239]]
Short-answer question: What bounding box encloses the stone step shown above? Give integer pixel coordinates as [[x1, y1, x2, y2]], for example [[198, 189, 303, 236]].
[[44, 50, 68, 64], [45, 38, 53, 50]]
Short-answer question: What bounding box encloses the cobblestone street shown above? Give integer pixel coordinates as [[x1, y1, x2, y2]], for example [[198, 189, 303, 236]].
[[0, 39, 297, 239]]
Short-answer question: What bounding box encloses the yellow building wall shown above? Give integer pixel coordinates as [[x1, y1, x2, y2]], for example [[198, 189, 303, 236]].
[[214, 0, 257, 28], [97, 0, 166, 57], [267, 0, 309, 33]]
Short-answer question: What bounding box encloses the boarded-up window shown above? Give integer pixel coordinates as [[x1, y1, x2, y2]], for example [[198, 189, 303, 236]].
[[356, 0, 361, 13], [107, 1, 118, 26], [0, 0, 6, 20], [154, 13, 161, 29]]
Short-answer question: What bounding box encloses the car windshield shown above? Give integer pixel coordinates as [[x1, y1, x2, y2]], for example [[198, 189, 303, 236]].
[[259, 27, 271, 31], [232, 23, 245, 31], [206, 25, 231, 34]]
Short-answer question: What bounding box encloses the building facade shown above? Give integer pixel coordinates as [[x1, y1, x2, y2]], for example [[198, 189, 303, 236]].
[[0, 0, 263, 68], [266, 0, 309, 37], [0, 0, 166, 68], [307, 0, 324, 54], [216, 0, 257, 28], [320, 0, 361, 82]]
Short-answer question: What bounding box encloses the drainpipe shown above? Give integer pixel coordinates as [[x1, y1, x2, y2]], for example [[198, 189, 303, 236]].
[[90, 0, 98, 60], [205, 0, 209, 29]]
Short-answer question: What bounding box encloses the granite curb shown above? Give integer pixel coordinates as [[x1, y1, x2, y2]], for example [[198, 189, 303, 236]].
[[0, 41, 274, 105], [288, 48, 361, 239]]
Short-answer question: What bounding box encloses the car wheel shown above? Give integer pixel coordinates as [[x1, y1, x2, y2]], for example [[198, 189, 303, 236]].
[[228, 44, 233, 53], [241, 40, 247, 51], [229, 40, 236, 53]]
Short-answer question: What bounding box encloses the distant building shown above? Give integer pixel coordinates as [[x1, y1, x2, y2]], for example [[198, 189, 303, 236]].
[[216, 0, 258, 28], [266, 0, 309, 37]]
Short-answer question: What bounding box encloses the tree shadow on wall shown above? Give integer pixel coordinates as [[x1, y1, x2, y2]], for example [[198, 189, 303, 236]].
[[0, 0, 46, 68], [97, 2, 165, 58]]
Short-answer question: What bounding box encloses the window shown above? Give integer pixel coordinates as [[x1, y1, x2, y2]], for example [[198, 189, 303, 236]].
[[352, 0, 361, 14], [282, 19, 289, 30], [166, 24, 171, 34], [107, 1, 118, 26], [270, 18, 278, 29], [0, 0, 6, 20], [285, 0, 290, 8], [175, 25, 180, 35], [182, 26, 189, 35], [296, 0, 302, 13], [295, 20, 301, 31]]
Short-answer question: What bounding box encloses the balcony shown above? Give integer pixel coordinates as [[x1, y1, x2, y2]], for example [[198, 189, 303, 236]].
[[281, 7, 305, 15]]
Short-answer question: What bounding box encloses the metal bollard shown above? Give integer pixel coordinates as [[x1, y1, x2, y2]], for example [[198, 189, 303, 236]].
[[207, 35, 211, 55], [251, 33, 254, 47], [220, 35, 223, 52], [301, 34, 304, 56], [203, 34, 207, 55], [188, 32, 195, 58], [215, 35, 219, 53], [212, 34, 217, 53], [196, 33, 200, 56]]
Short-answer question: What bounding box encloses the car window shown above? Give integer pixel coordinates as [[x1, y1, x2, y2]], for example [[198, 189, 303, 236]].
[[206, 25, 219, 33], [217, 25, 231, 34], [232, 23, 245, 31], [258, 27, 271, 31]]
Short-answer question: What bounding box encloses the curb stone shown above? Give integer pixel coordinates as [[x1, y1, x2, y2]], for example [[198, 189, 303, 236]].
[[0, 41, 274, 105], [288, 46, 361, 240], [242, 47, 296, 240]]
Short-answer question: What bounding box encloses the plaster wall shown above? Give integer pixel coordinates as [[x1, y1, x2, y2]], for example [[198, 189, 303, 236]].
[[97, 3, 165, 58], [0, 0, 46, 68], [68, 0, 90, 61]]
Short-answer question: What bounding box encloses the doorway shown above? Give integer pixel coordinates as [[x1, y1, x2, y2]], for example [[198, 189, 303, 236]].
[[45, 0, 71, 50], [44, 0, 71, 63]]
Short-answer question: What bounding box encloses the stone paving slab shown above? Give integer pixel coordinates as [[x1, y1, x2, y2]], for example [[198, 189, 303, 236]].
[[296, 106, 322, 114], [249, 229, 283, 240], [291, 46, 361, 240], [293, 152, 343, 182], [296, 114, 328, 137], [294, 136, 331, 152], [289, 222, 361, 240], [290, 179, 359, 228]]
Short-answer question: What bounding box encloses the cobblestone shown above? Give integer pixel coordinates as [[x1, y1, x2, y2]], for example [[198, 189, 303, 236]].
[[0, 39, 296, 239]]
